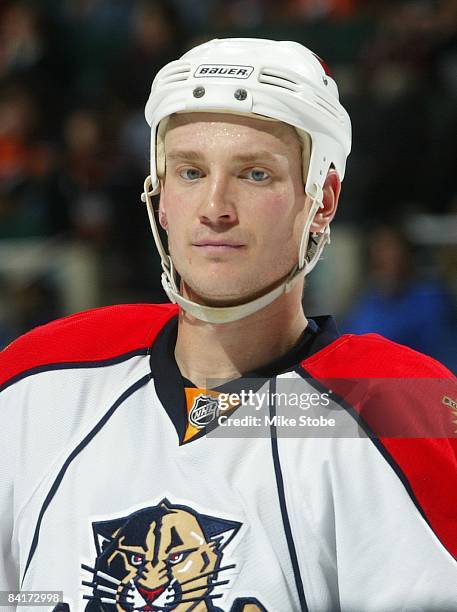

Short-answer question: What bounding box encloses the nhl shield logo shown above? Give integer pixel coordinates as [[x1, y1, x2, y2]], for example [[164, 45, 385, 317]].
[[189, 394, 220, 429]]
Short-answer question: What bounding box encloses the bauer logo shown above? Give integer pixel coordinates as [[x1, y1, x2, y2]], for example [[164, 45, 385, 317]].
[[194, 64, 254, 79]]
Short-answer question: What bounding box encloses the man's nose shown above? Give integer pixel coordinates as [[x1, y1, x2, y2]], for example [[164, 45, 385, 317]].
[[198, 172, 238, 226]]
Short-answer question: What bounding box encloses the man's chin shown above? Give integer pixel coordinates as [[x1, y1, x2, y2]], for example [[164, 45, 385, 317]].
[[181, 277, 288, 308], [185, 291, 249, 309]]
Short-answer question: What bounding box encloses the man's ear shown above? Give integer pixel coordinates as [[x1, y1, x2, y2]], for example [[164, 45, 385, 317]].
[[158, 182, 168, 231], [310, 168, 341, 233]]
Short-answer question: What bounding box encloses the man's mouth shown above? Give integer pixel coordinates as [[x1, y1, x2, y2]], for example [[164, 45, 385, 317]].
[[192, 241, 245, 252]]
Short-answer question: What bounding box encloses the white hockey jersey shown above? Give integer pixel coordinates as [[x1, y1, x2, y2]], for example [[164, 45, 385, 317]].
[[1, 303, 457, 612]]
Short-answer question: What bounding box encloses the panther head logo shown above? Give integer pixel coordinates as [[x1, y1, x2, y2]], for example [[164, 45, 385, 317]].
[[79, 499, 265, 611]]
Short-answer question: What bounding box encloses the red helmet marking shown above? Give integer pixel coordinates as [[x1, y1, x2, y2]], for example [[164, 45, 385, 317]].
[[312, 52, 332, 77]]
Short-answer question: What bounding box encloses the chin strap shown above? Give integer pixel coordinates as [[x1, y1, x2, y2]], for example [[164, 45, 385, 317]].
[[141, 176, 328, 324]]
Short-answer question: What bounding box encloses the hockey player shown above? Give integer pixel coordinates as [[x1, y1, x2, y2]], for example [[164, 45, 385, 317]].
[[1, 38, 457, 612]]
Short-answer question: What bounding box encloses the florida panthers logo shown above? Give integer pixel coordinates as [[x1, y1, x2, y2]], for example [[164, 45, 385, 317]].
[[74, 499, 266, 611]]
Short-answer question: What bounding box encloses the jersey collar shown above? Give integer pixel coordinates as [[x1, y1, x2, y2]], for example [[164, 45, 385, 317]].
[[149, 314, 339, 445]]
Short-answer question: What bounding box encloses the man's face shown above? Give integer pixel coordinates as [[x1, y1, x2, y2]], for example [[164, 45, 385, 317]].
[[159, 112, 308, 307]]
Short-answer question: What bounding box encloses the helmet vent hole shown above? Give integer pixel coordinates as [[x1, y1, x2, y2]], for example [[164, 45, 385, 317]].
[[159, 63, 191, 85], [259, 68, 300, 92], [313, 95, 341, 121]]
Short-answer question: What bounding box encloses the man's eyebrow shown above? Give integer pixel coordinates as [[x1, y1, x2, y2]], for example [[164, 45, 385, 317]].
[[233, 151, 279, 163], [166, 150, 202, 162], [166, 150, 280, 163]]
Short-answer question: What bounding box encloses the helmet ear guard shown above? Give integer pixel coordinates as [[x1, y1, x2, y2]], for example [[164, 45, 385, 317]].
[[142, 38, 351, 323], [155, 117, 169, 189]]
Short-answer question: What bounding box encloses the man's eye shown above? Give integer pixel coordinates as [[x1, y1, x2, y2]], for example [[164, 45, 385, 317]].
[[246, 169, 269, 182], [179, 168, 202, 181]]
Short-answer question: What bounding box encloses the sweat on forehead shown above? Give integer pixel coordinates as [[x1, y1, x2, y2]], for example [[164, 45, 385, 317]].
[[156, 111, 309, 180], [168, 112, 302, 145]]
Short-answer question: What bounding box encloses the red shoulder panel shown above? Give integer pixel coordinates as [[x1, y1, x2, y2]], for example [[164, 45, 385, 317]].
[[302, 333, 457, 558], [302, 332, 452, 378], [0, 303, 179, 388]]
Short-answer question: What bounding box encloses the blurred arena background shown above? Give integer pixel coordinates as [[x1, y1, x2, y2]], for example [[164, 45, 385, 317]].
[[0, 0, 456, 371]]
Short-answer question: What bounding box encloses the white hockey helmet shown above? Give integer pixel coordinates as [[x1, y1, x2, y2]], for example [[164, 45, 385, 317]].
[[142, 38, 352, 323]]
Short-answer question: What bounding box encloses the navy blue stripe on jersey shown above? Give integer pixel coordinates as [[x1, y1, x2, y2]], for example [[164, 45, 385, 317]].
[[149, 317, 188, 443], [269, 378, 309, 612], [0, 349, 149, 394], [21, 373, 152, 585], [295, 367, 436, 538]]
